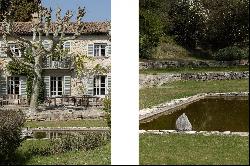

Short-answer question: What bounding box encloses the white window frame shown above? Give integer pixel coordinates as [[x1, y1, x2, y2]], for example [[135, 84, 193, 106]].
[[50, 76, 63, 97], [63, 41, 71, 53], [9, 43, 22, 57], [42, 40, 52, 51], [93, 75, 107, 96], [94, 43, 107, 57], [7, 76, 20, 95]]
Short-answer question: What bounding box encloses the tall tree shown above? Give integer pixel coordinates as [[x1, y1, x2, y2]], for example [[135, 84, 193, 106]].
[[2, 4, 85, 111], [0, 0, 40, 21]]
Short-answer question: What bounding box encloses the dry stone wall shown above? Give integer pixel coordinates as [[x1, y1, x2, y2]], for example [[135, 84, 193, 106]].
[[140, 60, 249, 70], [140, 71, 249, 88]]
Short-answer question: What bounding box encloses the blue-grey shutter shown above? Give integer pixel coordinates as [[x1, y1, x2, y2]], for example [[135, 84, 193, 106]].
[[0, 76, 7, 95], [105, 44, 111, 57], [64, 76, 71, 95], [87, 76, 94, 95], [43, 76, 50, 97], [20, 76, 27, 96], [0, 41, 7, 57], [87, 44, 94, 56], [107, 74, 111, 93], [45, 56, 51, 68]]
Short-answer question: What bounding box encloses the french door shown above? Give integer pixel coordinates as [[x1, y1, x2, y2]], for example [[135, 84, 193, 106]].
[[50, 76, 63, 97], [7, 77, 20, 95], [93, 75, 106, 96]]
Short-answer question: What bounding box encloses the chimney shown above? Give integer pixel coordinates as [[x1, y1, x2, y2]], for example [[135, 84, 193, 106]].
[[31, 12, 39, 24]]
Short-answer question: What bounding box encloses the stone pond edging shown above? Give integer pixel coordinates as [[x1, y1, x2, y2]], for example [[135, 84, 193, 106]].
[[139, 92, 249, 122], [139, 130, 249, 137], [140, 71, 249, 89], [139, 60, 249, 70]]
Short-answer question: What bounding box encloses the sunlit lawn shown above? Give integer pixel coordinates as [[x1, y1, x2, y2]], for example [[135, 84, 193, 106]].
[[140, 79, 249, 109], [140, 134, 249, 165]]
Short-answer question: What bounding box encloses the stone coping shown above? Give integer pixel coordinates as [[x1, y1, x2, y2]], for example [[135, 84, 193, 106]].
[[139, 92, 249, 122], [139, 130, 249, 137], [26, 127, 110, 132]]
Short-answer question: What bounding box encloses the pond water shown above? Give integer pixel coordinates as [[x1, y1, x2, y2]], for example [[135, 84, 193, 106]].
[[140, 96, 249, 132]]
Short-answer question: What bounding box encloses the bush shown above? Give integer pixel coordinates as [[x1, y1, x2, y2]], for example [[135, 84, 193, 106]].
[[0, 109, 25, 162], [33, 132, 47, 139], [49, 131, 110, 154], [212, 46, 249, 61], [103, 95, 111, 128]]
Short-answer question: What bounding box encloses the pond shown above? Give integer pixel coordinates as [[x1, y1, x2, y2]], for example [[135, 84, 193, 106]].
[[140, 96, 249, 132]]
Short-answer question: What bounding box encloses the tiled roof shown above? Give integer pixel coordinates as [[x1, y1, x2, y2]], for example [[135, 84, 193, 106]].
[[0, 21, 110, 35]]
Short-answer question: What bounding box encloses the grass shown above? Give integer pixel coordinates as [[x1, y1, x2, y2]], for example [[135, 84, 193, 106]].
[[140, 134, 249, 165], [24, 119, 107, 128], [14, 139, 110, 165], [140, 66, 249, 74], [140, 79, 249, 109]]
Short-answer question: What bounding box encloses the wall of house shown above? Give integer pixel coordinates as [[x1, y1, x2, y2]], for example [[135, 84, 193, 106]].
[[0, 34, 111, 97]]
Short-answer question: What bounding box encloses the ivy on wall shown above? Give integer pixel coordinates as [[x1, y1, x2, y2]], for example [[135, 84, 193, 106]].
[[6, 61, 45, 104]]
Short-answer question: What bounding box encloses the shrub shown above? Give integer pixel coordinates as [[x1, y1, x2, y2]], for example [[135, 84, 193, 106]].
[[103, 95, 111, 128], [33, 132, 47, 139], [49, 131, 111, 154], [0, 109, 25, 162], [212, 46, 249, 61]]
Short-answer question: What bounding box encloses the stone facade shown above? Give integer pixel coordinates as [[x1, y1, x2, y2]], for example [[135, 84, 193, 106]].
[[139, 71, 249, 88], [0, 30, 111, 98], [139, 59, 249, 70]]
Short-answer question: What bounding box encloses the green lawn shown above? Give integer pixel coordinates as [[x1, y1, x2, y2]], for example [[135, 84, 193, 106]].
[[15, 139, 110, 165], [140, 66, 249, 75], [140, 79, 249, 109], [140, 134, 249, 165], [24, 119, 107, 128]]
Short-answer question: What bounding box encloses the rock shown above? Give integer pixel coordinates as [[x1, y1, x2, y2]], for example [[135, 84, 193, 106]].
[[176, 113, 192, 131]]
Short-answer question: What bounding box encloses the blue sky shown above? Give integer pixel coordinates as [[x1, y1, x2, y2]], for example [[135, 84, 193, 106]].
[[42, 0, 111, 22]]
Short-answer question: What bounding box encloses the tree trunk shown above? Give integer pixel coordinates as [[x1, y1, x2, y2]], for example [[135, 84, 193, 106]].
[[29, 55, 43, 112]]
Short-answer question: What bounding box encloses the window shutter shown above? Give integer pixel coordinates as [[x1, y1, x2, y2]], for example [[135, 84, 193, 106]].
[[20, 76, 27, 96], [64, 76, 71, 95], [0, 76, 7, 96], [44, 56, 51, 68], [105, 44, 111, 57], [43, 76, 50, 97], [0, 41, 7, 57], [87, 76, 94, 95], [87, 44, 94, 56], [107, 74, 111, 94]]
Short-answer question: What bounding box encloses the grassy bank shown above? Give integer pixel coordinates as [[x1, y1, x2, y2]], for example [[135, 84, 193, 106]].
[[140, 134, 249, 165], [140, 79, 249, 109], [24, 119, 107, 128], [140, 66, 249, 75], [14, 139, 110, 165]]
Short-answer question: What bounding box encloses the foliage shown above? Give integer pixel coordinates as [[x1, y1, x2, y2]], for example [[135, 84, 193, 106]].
[[27, 132, 111, 156], [139, 0, 249, 60], [33, 132, 47, 139], [103, 94, 111, 128], [212, 46, 249, 61], [6, 60, 45, 104], [0, 0, 40, 21], [0, 109, 25, 163]]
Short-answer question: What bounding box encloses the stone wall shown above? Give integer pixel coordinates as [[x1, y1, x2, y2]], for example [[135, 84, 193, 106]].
[[139, 60, 249, 70], [139, 71, 249, 88], [139, 130, 248, 137]]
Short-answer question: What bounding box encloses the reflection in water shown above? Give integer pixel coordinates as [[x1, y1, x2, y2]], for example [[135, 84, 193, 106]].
[[140, 97, 249, 132]]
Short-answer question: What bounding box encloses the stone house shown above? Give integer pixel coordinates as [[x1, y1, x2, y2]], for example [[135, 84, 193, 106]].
[[0, 21, 111, 101]]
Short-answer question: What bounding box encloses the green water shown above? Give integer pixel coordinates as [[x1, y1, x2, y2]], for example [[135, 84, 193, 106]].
[[140, 97, 249, 132]]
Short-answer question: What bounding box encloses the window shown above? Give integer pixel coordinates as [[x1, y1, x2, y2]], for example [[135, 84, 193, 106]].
[[63, 41, 71, 53], [50, 76, 63, 97], [42, 40, 51, 51], [93, 75, 106, 95], [94, 43, 107, 57], [7, 77, 20, 95], [9, 43, 21, 57], [0, 41, 7, 57]]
